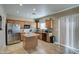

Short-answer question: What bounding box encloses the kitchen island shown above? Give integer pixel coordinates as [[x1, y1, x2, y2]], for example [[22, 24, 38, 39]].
[[22, 33, 39, 51]]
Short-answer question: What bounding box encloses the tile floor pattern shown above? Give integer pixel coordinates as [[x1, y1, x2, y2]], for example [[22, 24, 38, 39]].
[[0, 40, 77, 54]]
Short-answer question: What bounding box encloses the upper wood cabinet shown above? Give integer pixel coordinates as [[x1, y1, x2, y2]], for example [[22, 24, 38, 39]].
[[45, 18, 54, 29], [7, 19, 15, 24], [19, 21, 25, 29], [24, 21, 32, 25], [35, 20, 39, 29], [6, 19, 33, 29], [7, 19, 20, 24]]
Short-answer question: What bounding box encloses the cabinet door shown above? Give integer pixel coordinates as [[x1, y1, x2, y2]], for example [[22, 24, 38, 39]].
[[15, 20, 20, 24], [7, 20, 15, 24], [46, 20, 52, 28], [42, 33, 47, 41], [20, 21, 25, 29]]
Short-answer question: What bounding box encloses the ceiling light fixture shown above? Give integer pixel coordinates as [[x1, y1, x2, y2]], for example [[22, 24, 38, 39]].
[[20, 4, 23, 6], [33, 8, 36, 11], [32, 12, 36, 15]]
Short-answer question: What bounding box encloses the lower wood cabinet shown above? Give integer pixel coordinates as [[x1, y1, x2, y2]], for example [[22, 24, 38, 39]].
[[36, 32, 50, 43], [42, 33, 47, 41]]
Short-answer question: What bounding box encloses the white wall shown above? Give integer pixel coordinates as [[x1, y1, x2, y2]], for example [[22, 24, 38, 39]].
[[0, 5, 6, 47]]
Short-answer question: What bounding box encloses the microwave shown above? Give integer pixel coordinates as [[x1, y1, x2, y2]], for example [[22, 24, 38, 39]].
[[24, 25, 30, 29]]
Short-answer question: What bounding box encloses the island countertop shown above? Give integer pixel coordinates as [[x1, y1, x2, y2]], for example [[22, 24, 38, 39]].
[[23, 33, 39, 37], [22, 33, 39, 51]]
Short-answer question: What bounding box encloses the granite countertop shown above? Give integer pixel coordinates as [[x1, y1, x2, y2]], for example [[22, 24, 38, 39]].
[[23, 33, 39, 37]]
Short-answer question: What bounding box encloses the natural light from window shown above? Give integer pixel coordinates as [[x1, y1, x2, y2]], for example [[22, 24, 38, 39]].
[[40, 23, 47, 29]]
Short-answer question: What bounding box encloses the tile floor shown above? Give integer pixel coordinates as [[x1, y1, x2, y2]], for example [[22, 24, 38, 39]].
[[0, 40, 77, 54]]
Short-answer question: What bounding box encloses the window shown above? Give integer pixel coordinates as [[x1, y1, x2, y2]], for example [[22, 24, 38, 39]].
[[40, 22, 46, 29]]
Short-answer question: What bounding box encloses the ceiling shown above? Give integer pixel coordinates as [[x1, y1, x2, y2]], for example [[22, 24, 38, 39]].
[[3, 4, 79, 19]]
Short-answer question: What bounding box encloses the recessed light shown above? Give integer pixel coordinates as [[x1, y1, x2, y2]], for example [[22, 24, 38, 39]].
[[20, 4, 23, 6], [32, 12, 36, 15], [33, 8, 36, 11]]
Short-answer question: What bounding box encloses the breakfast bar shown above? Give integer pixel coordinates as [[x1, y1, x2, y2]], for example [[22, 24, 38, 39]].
[[22, 33, 39, 50]]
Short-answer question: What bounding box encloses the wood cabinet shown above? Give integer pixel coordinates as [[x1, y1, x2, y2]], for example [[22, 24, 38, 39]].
[[7, 19, 25, 29], [35, 20, 39, 29], [36, 32, 50, 43], [45, 19, 54, 29], [22, 33, 38, 50], [46, 20, 51, 28], [6, 19, 33, 29], [42, 33, 47, 41], [19, 21, 25, 29], [7, 19, 15, 24]]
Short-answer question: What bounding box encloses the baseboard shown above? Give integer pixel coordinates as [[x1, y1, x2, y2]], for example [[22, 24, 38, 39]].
[[54, 42, 79, 54], [0, 45, 6, 48]]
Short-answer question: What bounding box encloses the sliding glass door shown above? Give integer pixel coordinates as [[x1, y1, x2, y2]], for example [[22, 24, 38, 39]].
[[58, 14, 79, 49]]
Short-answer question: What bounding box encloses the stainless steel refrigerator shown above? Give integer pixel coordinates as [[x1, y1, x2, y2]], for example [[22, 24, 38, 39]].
[[6, 23, 21, 45]]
